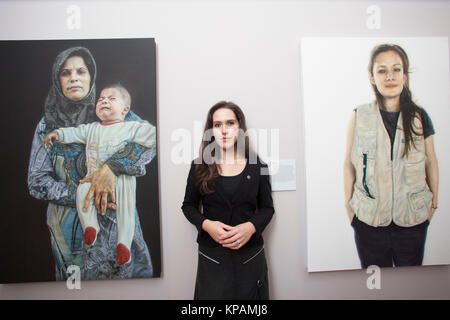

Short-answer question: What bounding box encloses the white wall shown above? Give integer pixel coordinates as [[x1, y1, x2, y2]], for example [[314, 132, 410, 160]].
[[1, 0, 449, 299]]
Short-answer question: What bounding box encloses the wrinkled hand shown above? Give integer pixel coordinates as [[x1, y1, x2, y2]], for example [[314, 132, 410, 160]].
[[219, 222, 256, 250], [42, 131, 59, 148], [80, 164, 117, 215]]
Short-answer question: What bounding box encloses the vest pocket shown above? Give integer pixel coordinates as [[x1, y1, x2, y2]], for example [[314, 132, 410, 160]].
[[350, 187, 378, 220], [404, 151, 426, 188], [406, 149, 425, 164], [408, 188, 433, 223]]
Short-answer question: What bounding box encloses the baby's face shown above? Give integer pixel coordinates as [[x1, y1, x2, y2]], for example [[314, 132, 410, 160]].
[[96, 88, 129, 123]]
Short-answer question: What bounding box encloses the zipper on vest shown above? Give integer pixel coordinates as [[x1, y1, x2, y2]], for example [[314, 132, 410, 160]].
[[362, 153, 375, 199], [391, 159, 395, 221]]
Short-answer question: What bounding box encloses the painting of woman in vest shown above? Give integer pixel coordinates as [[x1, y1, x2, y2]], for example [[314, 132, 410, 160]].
[[343, 44, 439, 268]]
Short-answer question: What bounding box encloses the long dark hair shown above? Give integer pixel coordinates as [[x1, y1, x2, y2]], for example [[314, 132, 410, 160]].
[[368, 44, 423, 157], [194, 101, 253, 195]]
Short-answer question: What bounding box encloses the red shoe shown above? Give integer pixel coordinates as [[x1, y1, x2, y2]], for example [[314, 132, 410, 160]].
[[84, 227, 97, 246], [117, 243, 131, 265]]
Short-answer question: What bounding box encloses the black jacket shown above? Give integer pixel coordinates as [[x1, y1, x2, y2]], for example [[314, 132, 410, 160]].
[[182, 158, 274, 248]]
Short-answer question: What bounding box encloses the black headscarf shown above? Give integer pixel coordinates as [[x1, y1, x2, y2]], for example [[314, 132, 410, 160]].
[[44, 47, 97, 131]]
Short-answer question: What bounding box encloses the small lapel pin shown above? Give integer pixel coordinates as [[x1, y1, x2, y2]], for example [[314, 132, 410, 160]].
[[247, 175, 251, 180]]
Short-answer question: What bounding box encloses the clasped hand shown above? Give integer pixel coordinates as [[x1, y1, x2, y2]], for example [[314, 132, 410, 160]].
[[202, 220, 256, 250]]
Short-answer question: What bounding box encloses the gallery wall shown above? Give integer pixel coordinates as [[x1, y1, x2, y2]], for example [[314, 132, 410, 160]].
[[1, 0, 449, 299]]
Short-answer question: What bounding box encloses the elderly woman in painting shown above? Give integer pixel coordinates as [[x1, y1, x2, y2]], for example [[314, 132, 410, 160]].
[[27, 46, 155, 280]]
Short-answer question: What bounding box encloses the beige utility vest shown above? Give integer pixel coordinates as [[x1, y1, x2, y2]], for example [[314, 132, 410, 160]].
[[350, 102, 432, 227]]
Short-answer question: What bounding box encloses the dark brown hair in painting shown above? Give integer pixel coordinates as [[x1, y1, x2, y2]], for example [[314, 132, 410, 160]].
[[368, 43, 424, 157]]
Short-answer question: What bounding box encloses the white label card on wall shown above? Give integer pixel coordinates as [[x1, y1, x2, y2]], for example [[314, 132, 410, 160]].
[[270, 159, 296, 192]]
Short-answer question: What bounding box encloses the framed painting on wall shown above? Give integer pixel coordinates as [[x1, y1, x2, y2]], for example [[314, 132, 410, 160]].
[[0, 38, 160, 283], [301, 37, 450, 272]]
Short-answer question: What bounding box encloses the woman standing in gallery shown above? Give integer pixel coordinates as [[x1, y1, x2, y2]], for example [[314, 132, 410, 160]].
[[344, 44, 439, 268], [27, 46, 155, 280], [182, 101, 274, 299]]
